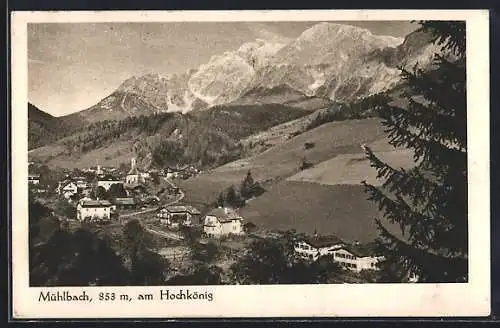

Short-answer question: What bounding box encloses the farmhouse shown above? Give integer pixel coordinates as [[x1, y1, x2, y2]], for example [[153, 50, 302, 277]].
[[294, 235, 382, 272], [294, 235, 345, 260], [97, 175, 123, 191], [157, 205, 201, 228], [333, 244, 382, 272], [28, 173, 40, 185], [76, 199, 113, 222], [203, 207, 244, 237]]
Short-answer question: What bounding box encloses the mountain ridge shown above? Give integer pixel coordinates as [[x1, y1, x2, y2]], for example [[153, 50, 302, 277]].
[[52, 22, 432, 124]]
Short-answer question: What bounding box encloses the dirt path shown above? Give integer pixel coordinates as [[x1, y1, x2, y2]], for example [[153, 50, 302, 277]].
[[121, 177, 185, 240], [144, 226, 184, 241]]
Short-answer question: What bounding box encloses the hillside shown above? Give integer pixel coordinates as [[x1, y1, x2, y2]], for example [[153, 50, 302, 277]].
[[28, 103, 83, 150], [176, 116, 416, 243], [28, 103, 313, 169], [239, 181, 382, 244], [177, 118, 387, 203], [63, 91, 167, 125], [228, 84, 332, 111]]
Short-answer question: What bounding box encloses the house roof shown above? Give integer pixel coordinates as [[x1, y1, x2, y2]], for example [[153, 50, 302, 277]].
[[301, 235, 345, 248], [79, 199, 112, 208], [342, 243, 380, 258], [206, 207, 242, 223], [164, 205, 201, 215], [128, 166, 140, 175], [113, 197, 137, 205], [185, 205, 201, 215], [62, 181, 77, 189]]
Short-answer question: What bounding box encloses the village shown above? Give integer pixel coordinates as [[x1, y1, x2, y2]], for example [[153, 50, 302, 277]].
[[28, 157, 387, 283]]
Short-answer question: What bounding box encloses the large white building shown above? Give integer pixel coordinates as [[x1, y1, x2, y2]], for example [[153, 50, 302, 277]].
[[294, 235, 382, 272], [77, 198, 113, 222], [203, 207, 244, 237]]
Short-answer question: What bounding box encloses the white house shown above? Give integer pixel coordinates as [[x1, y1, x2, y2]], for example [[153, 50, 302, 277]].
[[294, 235, 346, 261], [158, 205, 201, 228], [294, 235, 382, 272], [57, 181, 78, 199], [28, 173, 40, 185], [126, 158, 145, 184], [332, 245, 382, 272], [97, 176, 123, 191], [203, 207, 244, 237], [77, 198, 113, 222]]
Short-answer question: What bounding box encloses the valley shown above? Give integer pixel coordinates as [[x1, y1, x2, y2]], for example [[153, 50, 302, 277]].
[[27, 21, 430, 273]]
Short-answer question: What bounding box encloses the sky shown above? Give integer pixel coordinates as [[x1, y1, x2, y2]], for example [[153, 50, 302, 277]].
[[28, 21, 418, 116]]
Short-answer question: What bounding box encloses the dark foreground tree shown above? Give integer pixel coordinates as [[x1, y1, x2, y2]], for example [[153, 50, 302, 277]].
[[362, 21, 467, 282], [230, 232, 341, 284], [121, 219, 169, 285], [30, 227, 130, 286], [167, 265, 223, 285]]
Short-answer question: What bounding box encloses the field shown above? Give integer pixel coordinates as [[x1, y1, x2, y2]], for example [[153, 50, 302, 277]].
[[288, 149, 415, 186], [238, 180, 392, 244], [176, 117, 410, 244]]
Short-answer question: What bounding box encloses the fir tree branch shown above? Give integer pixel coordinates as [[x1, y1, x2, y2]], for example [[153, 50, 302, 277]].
[[376, 219, 468, 282], [379, 115, 466, 172]]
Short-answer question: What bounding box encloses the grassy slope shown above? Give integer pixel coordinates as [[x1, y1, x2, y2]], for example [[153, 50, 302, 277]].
[[177, 117, 410, 243], [288, 139, 415, 186], [178, 118, 387, 203], [239, 181, 382, 244], [29, 103, 313, 169], [28, 103, 83, 150]]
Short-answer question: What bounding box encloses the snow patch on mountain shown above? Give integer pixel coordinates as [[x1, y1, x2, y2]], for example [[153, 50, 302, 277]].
[[77, 22, 439, 121], [307, 68, 326, 94], [186, 39, 286, 106]]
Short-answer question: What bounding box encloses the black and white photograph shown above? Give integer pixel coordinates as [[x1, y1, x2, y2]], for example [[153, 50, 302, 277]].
[[11, 10, 490, 318]]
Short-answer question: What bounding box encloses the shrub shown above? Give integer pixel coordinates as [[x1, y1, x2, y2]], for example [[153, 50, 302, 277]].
[[299, 157, 313, 171], [304, 142, 315, 150]]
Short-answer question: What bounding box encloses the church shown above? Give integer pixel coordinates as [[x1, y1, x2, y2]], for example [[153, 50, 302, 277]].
[[126, 158, 145, 184]]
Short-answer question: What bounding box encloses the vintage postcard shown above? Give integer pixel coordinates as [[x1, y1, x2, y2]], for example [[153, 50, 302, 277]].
[[11, 10, 490, 319]]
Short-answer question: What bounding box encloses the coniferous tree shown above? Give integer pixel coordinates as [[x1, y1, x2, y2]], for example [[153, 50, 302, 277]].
[[240, 170, 255, 199], [225, 185, 240, 208], [215, 192, 225, 208], [362, 21, 467, 283]]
